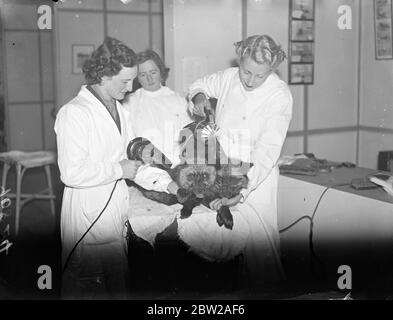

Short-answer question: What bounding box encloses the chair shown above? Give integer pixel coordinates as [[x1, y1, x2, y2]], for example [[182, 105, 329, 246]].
[[0, 150, 57, 236]]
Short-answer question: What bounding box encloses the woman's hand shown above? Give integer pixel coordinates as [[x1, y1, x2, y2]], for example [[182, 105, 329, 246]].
[[191, 93, 212, 117], [120, 159, 142, 180], [167, 181, 180, 195], [209, 194, 243, 210]]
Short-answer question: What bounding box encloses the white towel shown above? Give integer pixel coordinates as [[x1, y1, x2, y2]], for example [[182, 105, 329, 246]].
[[128, 186, 250, 262], [177, 205, 249, 263], [127, 187, 181, 246]]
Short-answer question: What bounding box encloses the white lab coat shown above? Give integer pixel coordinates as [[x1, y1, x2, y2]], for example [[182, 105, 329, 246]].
[[55, 86, 172, 269], [188, 67, 293, 286], [123, 86, 192, 165]]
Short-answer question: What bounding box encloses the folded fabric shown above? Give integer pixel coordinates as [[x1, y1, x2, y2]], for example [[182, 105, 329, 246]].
[[127, 186, 181, 246], [369, 176, 393, 196], [279, 158, 332, 176], [277, 154, 308, 166]]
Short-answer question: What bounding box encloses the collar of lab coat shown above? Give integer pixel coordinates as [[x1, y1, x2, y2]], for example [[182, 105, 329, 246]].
[[77, 85, 125, 135], [237, 71, 280, 96], [139, 85, 172, 97], [78, 85, 123, 113]]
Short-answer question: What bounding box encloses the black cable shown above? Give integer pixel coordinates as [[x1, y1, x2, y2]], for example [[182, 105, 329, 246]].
[[279, 215, 312, 233], [279, 183, 350, 277], [62, 179, 120, 275]]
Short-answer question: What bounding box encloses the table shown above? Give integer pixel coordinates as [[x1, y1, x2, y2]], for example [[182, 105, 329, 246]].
[[277, 167, 393, 285]]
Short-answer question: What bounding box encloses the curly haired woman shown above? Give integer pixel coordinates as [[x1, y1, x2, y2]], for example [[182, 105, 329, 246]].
[[55, 37, 141, 299], [188, 34, 293, 291]]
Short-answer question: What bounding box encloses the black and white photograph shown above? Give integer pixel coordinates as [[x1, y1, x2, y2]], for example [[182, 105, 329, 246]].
[[72, 44, 95, 74], [291, 0, 314, 20], [290, 42, 314, 63], [1, 0, 393, 308], [289, 63, 313, 84], [291, 20, 314, 41]]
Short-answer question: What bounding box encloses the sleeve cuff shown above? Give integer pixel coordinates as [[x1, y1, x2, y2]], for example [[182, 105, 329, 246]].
[[187, 90, 208, 114], [239, 188, 251, 203], [154, 173, 173, 193], [114, 162, 123, 180]]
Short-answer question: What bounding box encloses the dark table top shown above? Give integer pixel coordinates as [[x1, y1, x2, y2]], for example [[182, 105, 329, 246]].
[[281, 166, 393, 204]]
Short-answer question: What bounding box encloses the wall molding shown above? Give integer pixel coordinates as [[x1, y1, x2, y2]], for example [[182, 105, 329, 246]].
[[3, 28, 52, 32], [7, 100, 55, 105], [56, 8, 162, 16], [288, 126, 358, 137], [287, 125, 393, 138], [359, 126, 393, 134]]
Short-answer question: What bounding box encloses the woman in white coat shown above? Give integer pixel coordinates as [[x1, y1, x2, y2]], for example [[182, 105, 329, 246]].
[[188, 34, 293, 289], [123, 49, 192, 194], [55, 37, 142, 299]]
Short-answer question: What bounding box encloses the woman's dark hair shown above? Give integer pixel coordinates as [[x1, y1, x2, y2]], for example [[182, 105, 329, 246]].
[[82, 37, 137, 85], [136, 49, 170, 84]]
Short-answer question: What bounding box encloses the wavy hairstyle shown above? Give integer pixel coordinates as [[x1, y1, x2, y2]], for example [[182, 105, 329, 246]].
[[234, 35, 286, 70], [136, 49, 170, 84], [82, 37, 137, 85]]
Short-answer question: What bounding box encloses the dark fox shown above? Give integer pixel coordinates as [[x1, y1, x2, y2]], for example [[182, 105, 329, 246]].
[[127, 111, 252, 230]]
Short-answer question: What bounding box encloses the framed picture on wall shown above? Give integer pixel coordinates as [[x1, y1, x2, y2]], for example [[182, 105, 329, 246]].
[[290, 42, 314, 63], [291, 0, 314, 20], [290, 64, 314, 85], [374, 0, 393, 60], [291, 20, 314, 41], [72, 44, 95, 74]]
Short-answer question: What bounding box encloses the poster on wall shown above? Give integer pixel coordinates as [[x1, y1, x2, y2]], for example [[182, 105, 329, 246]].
[[72, 44, 95, 74], [374, 0, 393, 60]]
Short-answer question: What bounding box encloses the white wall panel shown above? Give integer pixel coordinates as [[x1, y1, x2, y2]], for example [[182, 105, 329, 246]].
[[57, 12, 104, 105], [164, 0, 242, 95], [40, 32, 54, 101], [5, 32, 40, 102], [360, 0, 393, 129], [151, 14, 164, 60], [308, 0, 359, 129], [308, 131, 357, 163], [359, 131, 393, 170], [107, 13, 149, 53], [3, 2, 37, 30], [281, 136, 303, 157], [8, 104, 43, 151]]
